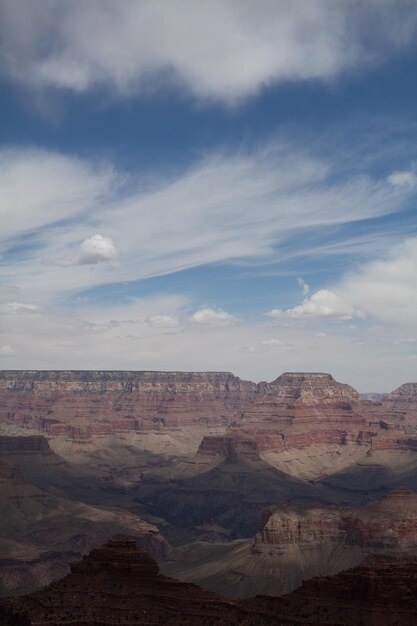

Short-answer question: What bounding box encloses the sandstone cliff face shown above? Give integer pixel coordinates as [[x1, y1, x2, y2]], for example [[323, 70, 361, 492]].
[[1, 369, 416, 472], [199, 373, 417, 464], [257, 487, 417, 554], [239, 372, 367, 441], [0, 370, 257, 435]]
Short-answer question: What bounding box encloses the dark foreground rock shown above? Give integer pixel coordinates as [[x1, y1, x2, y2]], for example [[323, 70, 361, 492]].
[[2, 537, 417, 625]]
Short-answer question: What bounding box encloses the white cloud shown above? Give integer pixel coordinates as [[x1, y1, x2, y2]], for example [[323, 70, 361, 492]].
[[146, 315, 179, 328], [190, 308, 239, 326], [267, 289, 365, 320], [0, 149, 115, 241], [387, 170, 417, 188], [1, 1, 417, 103], [1, 144, 413, 306], [0, 292, 414, 391], [0, 344, 15, 357], [55, 234, 118, 266], [78, 234, 118, 265], [267, 237, 417, 331], [341, 236, 417, 329]]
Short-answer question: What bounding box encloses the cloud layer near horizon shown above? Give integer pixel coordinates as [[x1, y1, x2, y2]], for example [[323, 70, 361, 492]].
[[2, 0, 417, 102]]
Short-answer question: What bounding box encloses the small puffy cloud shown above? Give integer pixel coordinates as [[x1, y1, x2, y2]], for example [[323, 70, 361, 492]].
[[267, 289, 365, 321], [0, 345, 15, 357], [190, 308, 239, 326], [297, 277, 310, 296], [261, 339, 282, 346], [146, 315, 179, 328], [387, 171, 417, 188], [78, 234, 118, 265], [315, 331, 327, 338], [55, 234, 118, 266]]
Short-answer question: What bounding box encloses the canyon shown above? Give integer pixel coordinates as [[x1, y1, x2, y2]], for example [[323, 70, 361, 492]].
[[0, 368, 417, 609], [1, 536, 417, 625], [162, 486, 417, 597]]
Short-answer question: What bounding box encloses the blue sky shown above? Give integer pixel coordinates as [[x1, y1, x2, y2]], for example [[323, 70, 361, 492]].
[[0, 1, 417, 390]]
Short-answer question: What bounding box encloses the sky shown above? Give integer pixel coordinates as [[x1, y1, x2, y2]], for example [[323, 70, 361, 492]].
[[0, 0, 417, 391]]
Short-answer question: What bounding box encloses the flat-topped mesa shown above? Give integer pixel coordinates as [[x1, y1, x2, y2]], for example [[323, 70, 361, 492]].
[[0, 369, 242, 385], [273, 371, 335, 383], [0, 369, 258, 432], [235, 373, 366, 449], [268, 371, 360, 402]]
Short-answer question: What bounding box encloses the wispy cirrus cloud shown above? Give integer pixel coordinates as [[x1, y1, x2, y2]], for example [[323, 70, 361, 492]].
[[0, 148, 116, 241], [1, 1, 417, 103], [1, 143, 414, 306]]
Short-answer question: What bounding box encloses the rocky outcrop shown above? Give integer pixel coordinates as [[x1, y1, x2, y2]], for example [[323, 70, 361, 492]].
[[0, 538, 276, 625], [162, 488, 417, 599], [238, 372, 367, 440], [253, 560, 417, 625], [0, 455, 169, 597], [383, 383, 417, 427], [257, 487, 417, 553], [2, 538, 417, 625]]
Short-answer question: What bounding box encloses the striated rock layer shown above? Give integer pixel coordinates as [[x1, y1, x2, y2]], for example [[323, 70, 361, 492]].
[[162, 487, 417, 598], [196, 372, 417, 479], [2, 538, 417, 625], [257, 486, 417, 553], [0, 370, 257, 435], [383, 383, 417, 427], [1, 369, 416, 473]]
